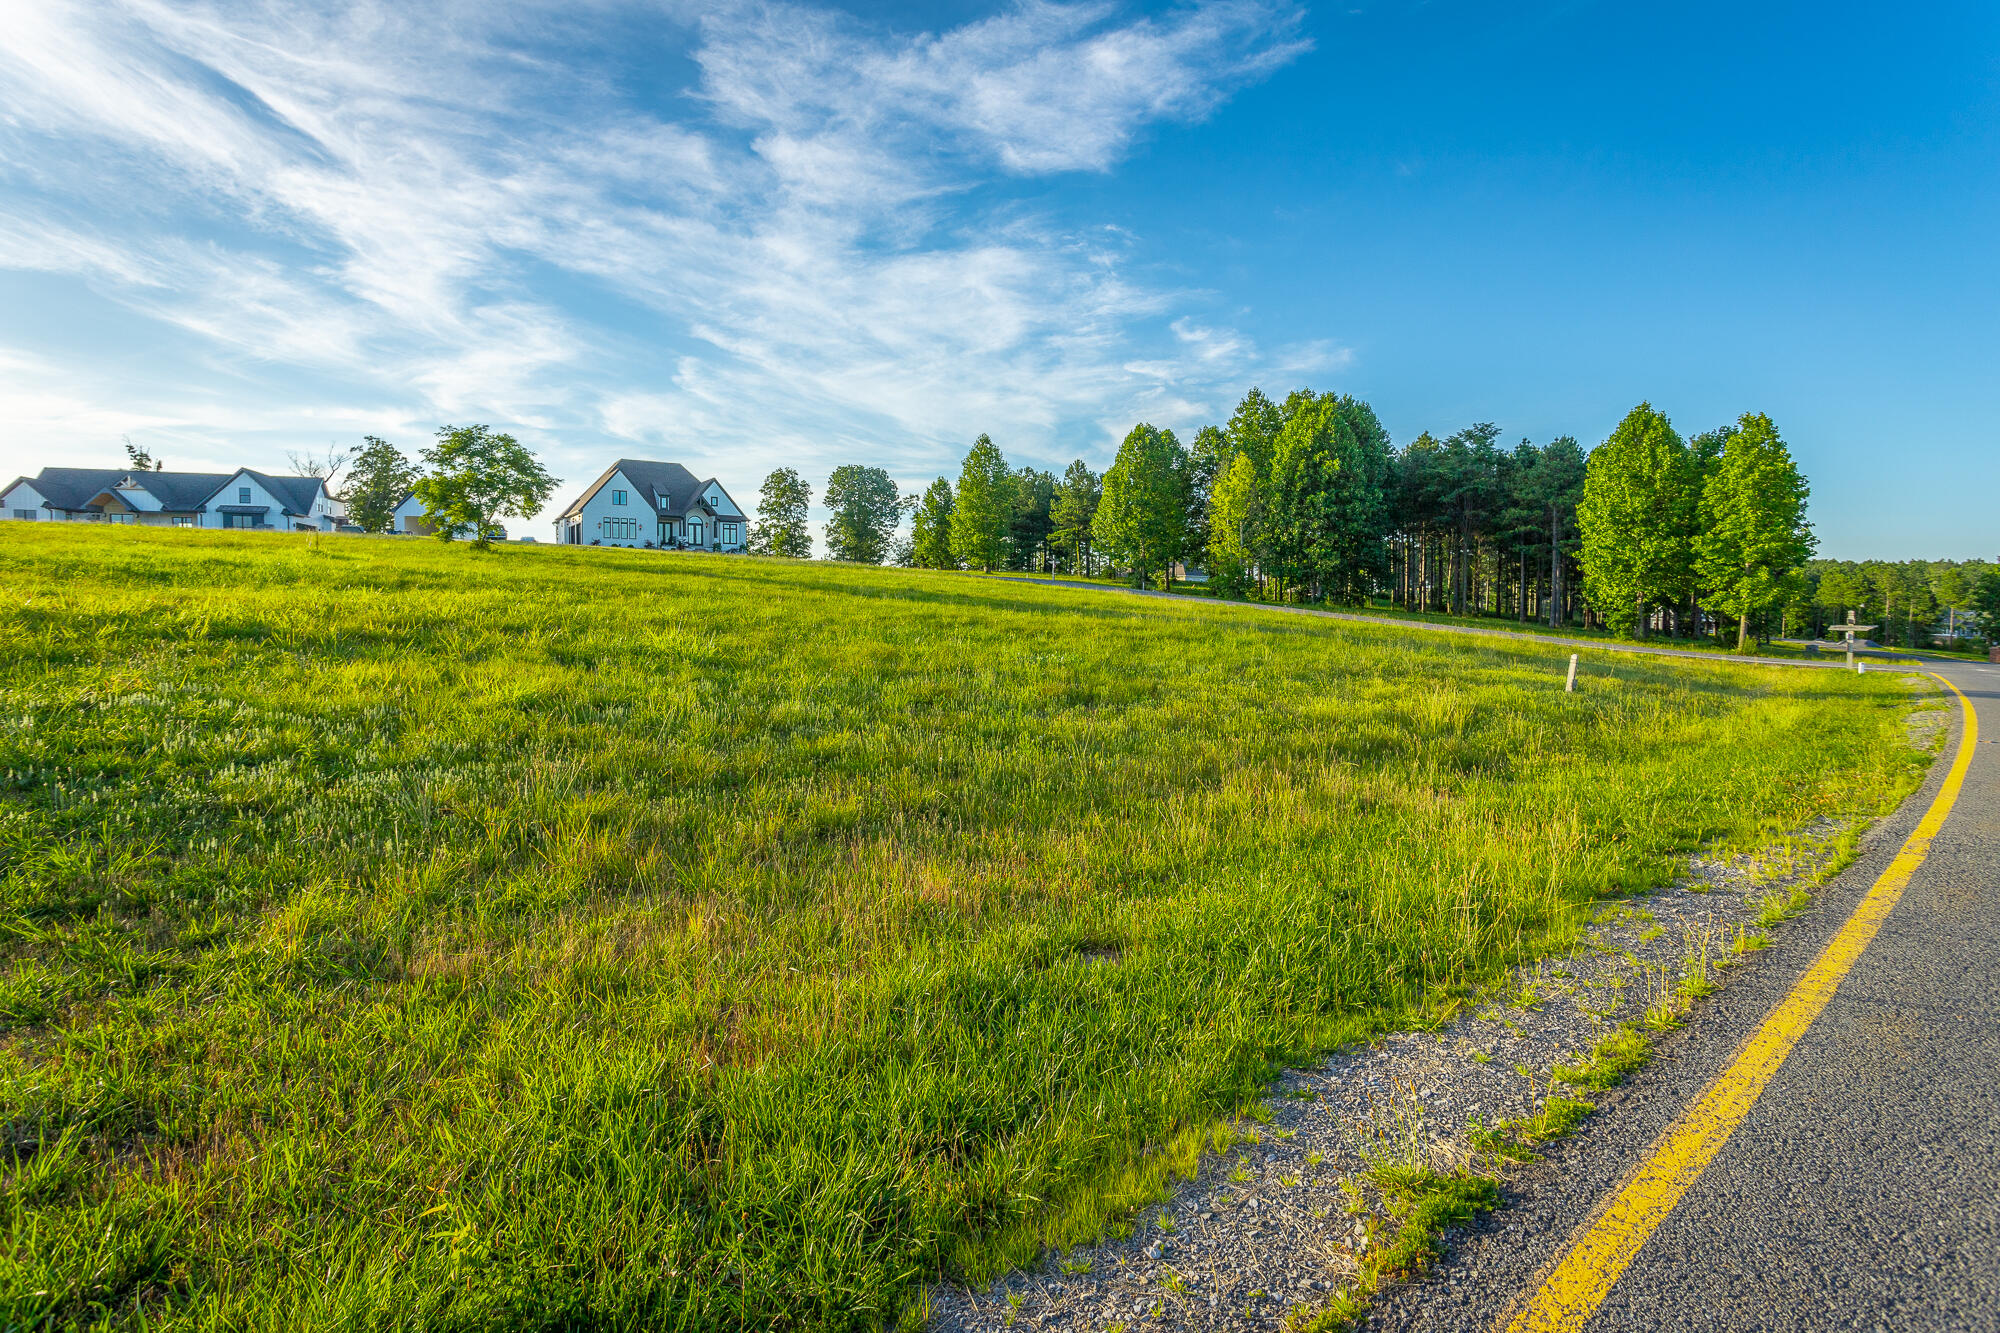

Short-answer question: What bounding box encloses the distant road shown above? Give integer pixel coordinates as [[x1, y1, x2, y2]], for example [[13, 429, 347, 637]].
[[992, 576, 1924, 671]]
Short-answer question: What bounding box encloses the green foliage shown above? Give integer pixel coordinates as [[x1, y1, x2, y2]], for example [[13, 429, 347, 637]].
[[122, 437, 163, 473], [949, 434, 1010, 572], [1695, 414, 1815, 651], [1093, 423, 1189, 589], [910, 477, 955, 569], [1206, 451, 1259, 599], [1553, 1026, 1653, 1092], [1007, 467, 1057, 571], [751, 467, 813, 559], [1973, 569, 2000, 645], [1576, 403, 1696, 636], [410, 423, 556, 550], [1268, 393, 1387, 603], [340, 435, 417, 534], [0, 525, 1919, 1331], [823, 465, 901, 565], [1049, 461, 1101, 576]]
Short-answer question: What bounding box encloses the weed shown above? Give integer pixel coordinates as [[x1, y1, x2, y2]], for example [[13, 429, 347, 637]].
[[1756, 883, 1812, 927]]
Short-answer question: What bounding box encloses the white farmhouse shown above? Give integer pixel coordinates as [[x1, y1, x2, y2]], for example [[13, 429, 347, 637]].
[[201, 469, 342, 531], [0, 466, 342, 530], [553, 460, 747, 551], [2, 468, 230, 524]]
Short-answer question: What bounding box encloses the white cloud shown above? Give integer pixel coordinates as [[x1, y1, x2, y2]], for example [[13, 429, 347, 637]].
[[0, 0, 1324, 516]]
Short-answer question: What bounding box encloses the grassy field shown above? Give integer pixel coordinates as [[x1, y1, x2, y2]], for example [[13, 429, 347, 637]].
[[0, 526, 1927, 1331]]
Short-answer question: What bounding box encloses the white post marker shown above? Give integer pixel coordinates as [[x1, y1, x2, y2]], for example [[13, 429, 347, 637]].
[[1827, 609, 1877, 672], [1566, 654, 1579, 693]]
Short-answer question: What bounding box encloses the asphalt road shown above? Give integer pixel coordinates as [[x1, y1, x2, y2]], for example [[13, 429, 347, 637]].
[[1373, 657, 2000, 1332]]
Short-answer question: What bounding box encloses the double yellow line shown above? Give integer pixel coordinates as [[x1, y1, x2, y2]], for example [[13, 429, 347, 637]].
[[1501, 673, 1979, 1333]]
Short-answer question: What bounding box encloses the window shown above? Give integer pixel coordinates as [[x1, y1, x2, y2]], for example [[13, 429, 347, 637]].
[[600, 517, 638, 540], [722, 523, 739, 545], [612, 489, 627, 505], [238, 487, 251, 504], [12, 509, 35, 520], [173, 515, 193, 527], [689, 519, 703, 545]]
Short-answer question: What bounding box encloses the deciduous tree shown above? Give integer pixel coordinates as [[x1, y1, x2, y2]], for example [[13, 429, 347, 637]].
[[823, 465, 901, 564], [1694, 413, 1815, 651], [413, 424, 555, 550], [750, 468, 813, 558], [1094, 423, 1189, 589], [1577, 403, 1695, 637], [910, 477, 955, 569], [1206, 450, 1258, 598], [342, 435, 417, 534]]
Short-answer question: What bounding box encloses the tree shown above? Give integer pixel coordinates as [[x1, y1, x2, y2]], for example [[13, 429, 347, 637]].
[[1267, 393, 1386, 603], [1049, 460, 1101, 575], [750, 468, 813, 559], [1093, 423, 1189, 589], [1184, 424, 1231, 571], [1206, 450, 1258, 598], [1576, 403, 1695, 637], [1971, 569, 2000, 646], [910, 477, 956, 569], [1523, 436, 1586, 627], [411, 424, 556, 550], [949, 434, 1011, 573], [1694, 413, 1815, 651], [342, 435, 418, 534], [287, 444, 352, 489], [1007, 466, 1057, 571], [822, 465, 901, 564], [122, 436, 163, 472]]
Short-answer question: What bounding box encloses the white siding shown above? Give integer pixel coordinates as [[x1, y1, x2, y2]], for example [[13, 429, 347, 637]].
[[2, 481, 48, 520], [202, 472, 292, 530], [569, 469, 655, 548]]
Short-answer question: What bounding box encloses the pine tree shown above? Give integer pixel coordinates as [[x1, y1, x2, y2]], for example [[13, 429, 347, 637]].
[[1694, 413, 1815, 651], [948, 434, 1011, 573], [1049, 460, 1101, 575]]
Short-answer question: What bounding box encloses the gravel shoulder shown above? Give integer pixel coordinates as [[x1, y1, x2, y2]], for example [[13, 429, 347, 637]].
[[930, 674, 1953, 1333]]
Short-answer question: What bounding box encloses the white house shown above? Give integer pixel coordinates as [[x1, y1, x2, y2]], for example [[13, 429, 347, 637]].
[[2, 468, 230, 524], [552, 460, 747, 551], [198, 469, 342, 531], [389, 491, 503, 541], [1, 465, 343, 530]]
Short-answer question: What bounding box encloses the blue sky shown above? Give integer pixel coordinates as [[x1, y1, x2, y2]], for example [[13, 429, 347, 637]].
[[0, 0, 1992, 558]]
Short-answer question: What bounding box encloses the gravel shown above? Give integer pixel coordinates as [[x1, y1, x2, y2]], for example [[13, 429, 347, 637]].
[[927, 825, 1854, 1333]]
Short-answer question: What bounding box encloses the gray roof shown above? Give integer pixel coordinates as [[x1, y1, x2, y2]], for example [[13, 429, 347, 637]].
[[14, 467, 129, 510], [557, 460, 727, 520], [127, 470, 234, 511], [201, 470, 327, 516]]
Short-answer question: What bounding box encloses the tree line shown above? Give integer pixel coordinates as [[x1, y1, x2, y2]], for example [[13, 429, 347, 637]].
[[753, 391, 1959, 651]]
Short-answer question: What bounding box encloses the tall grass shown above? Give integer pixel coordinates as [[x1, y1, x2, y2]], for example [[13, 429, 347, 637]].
[[0, 526, 1923, 1330]]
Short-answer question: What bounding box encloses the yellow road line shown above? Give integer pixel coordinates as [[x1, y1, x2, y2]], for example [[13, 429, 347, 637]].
[[1499, 672, 1979, 1333]]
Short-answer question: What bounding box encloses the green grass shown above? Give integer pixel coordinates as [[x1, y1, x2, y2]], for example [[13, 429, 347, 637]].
[[0, 526, 1929, 1331]]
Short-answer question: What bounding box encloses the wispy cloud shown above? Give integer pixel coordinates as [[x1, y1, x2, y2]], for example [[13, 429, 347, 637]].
[[0, 0, 1321, 509]]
